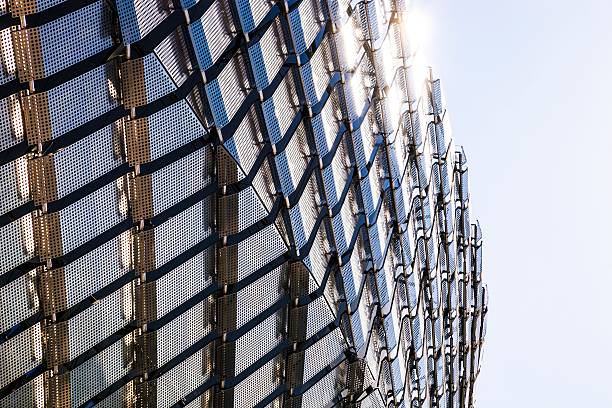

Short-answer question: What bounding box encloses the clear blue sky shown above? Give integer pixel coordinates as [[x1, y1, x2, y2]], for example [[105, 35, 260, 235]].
[[417, 0, 612, 406]]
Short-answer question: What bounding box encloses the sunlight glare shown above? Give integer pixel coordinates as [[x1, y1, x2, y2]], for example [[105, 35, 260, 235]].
[[341, 22, 358, 71], [402, 8, 430, 57]]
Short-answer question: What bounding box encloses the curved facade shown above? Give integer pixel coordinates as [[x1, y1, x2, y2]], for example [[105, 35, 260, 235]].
[[0, 0, 487, 407]]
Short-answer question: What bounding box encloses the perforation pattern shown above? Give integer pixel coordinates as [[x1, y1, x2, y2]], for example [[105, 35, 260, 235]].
[[236, 264, 284, 328], [123, 53, 178, 108], [150, 147, 212, 216], [249, 0, 273, 31], [211, 53, 249, 127], [233, 357, 280, 408], [154, 197, 212, 268], [284, 122, 309, 191], [0, 323, 42, 390], [0, 27, 16, 85], [11, 26, 44, 82], [66, 285, 130, 360], [0, 1, 486, 406], [300, 364, 344, 408], [116, 0, 170, 43], [156, 347, 212, 408], [0, 267, 37, 332], [0, 373, 44, 407], [235, 311, 283, 375], [70, 334, 132, 407], [257, 17, 286, 86], [155, 250, 213, 318], [200, 0, 233, 65], [53, 122, 122, 198], [47, 62, 119, 138], [58, 181, 123, 255], [156, 299, 211, 367], [250, 158, 275, 211], [148, 100, 207, 161], [227, 105, 263, 174], [62, 230, 130, 310], [303, 328, 344, 383], [1, 155, 29, 214], [0, 214, 33, 275], [21, 90, 52, 145], [0, 94, 24, 151], [39, 1, 113, 76], [234, 224, 286, 282], [308, 36, 334, 102], [262, 71, 299, 143], [155, 27, 192, 87], [290, 0, 323, 54], [305, 295, 333, 339]]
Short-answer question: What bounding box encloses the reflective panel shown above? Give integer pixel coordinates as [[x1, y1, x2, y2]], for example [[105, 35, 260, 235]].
[[0, 0, 486, 407]]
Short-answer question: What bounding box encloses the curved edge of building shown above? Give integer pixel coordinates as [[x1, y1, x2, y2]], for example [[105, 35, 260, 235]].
[[0, 0, 487, 407]]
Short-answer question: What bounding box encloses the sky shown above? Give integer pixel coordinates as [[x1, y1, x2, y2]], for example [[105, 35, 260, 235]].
[[415, 0, 612, 406]]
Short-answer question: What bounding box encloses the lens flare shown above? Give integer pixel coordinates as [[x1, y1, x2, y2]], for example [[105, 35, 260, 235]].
[[399, 8, 431, 101], [402, 8, 430, 57]]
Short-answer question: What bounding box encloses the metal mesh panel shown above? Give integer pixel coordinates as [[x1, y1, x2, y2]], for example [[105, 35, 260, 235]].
[[155, 346, 212, 408], [1, 155, 29, 214], [116, 0, 170, 44], [47, 62, 119, 138], [0, 373, 44, 407], [70, 334, 132, 407], [154, 27, 192, 87], [302, 327, 344, 383], [147, 100, 207, 161], [65, 286, 131, 360], [235, 264, 284, 328], [153, 198, 212, 268], [220, 223, 287, 283], [39, 1, 113, 76], [0, 323, 42, 390], [0, 0, 486, 406], [0, 267, 37, 330], [235, 0, 272, 33], [53, 122, 122, 198], [56, 180, 124, 255], [226, 105, 262, 173], [0, 94, 23, 151], [56, 230, 130, 311], [155, 249, 213, 319], [233, 357, 280, 408], [300, 363, 344, 408], [207, 53, 249, 127], [155, 300, 212, 367], [234, 311, 283, 376], [1, 214, 34, 273], [0, 27, 16, 86], [149, 147, 212, 216], [262, 70, 299, 143], [254, 17, 286, 87], [200, 0, 233, 65]]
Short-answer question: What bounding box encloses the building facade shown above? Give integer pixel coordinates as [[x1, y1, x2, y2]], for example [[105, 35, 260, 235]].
[[0, 0, 487, 407]]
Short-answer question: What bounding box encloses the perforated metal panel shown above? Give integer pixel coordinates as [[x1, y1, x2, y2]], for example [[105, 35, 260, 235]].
[[0, 0, 486, 407]]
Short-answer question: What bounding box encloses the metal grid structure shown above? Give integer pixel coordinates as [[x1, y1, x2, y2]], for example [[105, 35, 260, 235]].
[[0, 0, 487, 407]]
